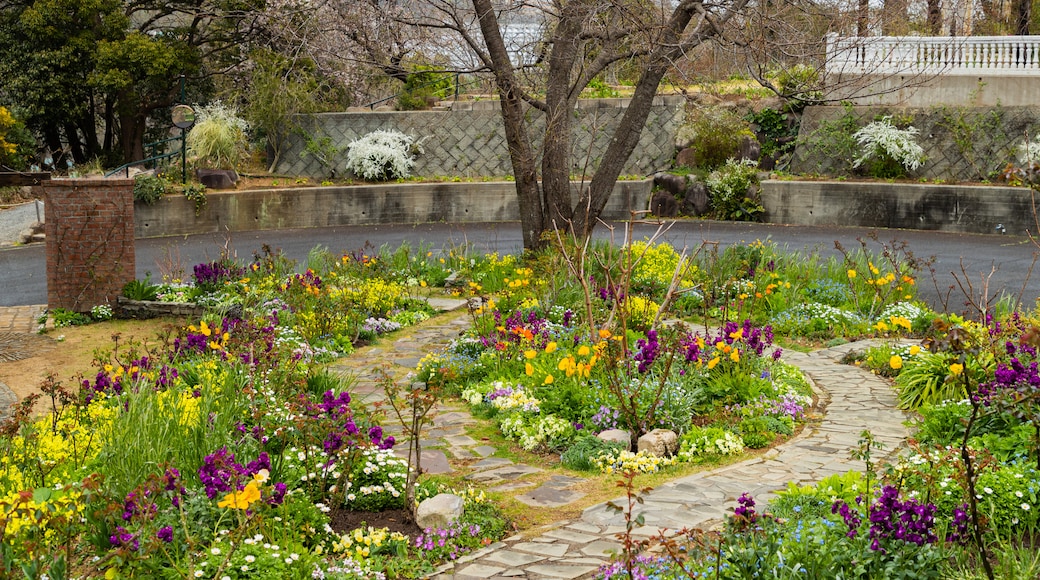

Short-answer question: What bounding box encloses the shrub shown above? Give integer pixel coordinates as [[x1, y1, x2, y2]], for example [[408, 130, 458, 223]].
[[774, 64, 822, 106], [0, 106, 34, 170], [561, 436, 627, 471], [186, 102, 249, 169], [852, 116, 925, 178], [345, 130, 422, 181], [678, 426, 744, 461], [133, 174, 166, 205], [123, 278, 160, 301], [183, 183, 207, 215], [705, 159, 763, 221], [675, 106, 755, 170]]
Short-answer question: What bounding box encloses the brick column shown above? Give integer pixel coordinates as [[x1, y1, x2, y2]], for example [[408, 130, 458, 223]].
[[41, 179, 135, 312]]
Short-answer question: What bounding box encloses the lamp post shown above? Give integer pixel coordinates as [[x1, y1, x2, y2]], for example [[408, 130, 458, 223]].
[[170, 75, 195, 184]]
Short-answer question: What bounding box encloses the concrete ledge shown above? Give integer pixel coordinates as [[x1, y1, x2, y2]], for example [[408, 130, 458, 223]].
[[762, 180, 1037, 235], [117, 296, 205, 319], [134, 180, 652, 238]]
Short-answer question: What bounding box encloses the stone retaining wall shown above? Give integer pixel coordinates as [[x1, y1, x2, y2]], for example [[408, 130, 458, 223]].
[[117, 297, 205, 319], [275, 99, 683, 179]]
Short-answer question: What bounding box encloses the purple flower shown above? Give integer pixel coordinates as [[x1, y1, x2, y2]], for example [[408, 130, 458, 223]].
[[109, 526, 139, 551], [156, 526, 174, 543]]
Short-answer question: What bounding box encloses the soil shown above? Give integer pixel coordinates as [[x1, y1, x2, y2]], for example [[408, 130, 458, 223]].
[[0, 318, 188, 409], [328, 507, 423, 537]]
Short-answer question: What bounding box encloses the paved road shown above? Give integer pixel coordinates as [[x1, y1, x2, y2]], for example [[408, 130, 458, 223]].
[[2, 221, 1038, 312]]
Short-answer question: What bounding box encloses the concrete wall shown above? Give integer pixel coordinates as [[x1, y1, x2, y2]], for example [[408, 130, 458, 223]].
[[275, 99, 683, 179], [135, 180, 653, 238], [827, 74, 1040, 108], [762, 180, 1037, 235]]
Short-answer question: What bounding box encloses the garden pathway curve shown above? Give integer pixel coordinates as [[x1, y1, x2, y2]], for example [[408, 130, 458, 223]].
[[0, 304, 48, 422], [431, 342, 912, 580]]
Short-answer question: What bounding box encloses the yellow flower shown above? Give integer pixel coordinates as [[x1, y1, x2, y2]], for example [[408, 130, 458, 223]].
[[949, 363, 964, 376], [847, 269, 857, 279], [218, 482, 261, 510], [909, 345, 921, 356], [730, 349, 740, 363], [545, 341, 558, 353], [729, 328, 744, 340], [524, 349, 537, 359], [707, 357, 720, 370], [543, 374, 554, 385], [889, 355, 903, 370], [199, 320, 212, 337], [525, 363, 534, 376], [577, 345, 591, 357], [598, 329, 612, 339]]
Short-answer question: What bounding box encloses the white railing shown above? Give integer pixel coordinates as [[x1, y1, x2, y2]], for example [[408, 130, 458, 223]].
[[826, 34, 1040, 76]]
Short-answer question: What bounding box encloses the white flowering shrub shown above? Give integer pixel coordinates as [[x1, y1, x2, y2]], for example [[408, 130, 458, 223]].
[[345, 130, 422, 181], [705, 159, 763, 221], [1017, 135, 1040, 166], [678, 426, 745, 462], [852, 116, 925, 177], [593, 449, 676, 474]]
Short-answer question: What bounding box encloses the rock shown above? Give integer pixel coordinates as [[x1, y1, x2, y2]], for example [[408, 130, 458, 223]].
[[653, 172, 687, 196], [637, 429, 678, 457], [415, 493, 465, 530], [650, 191, 679, 218], [681, 180, 710, 216], [196, 169, 238, 190], [597, 429, 631, 449], [737, 136, 762, 163], [675, 147, 699, 169]]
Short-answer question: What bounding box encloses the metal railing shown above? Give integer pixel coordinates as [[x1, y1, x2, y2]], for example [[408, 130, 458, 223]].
[[826, 33, 1040, 76], [104, 134, 184, 179]]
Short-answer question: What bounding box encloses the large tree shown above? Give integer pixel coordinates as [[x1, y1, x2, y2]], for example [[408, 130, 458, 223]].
[[0, 0, 262, 165], [411, 0, 749, 249]]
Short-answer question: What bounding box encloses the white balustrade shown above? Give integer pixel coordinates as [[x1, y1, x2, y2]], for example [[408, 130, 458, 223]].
[[826, 34, 1040, 76]]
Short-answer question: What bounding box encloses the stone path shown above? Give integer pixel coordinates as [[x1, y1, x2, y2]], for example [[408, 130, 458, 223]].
[[430, 344, 910, 580], [0, 304, 47, 422]]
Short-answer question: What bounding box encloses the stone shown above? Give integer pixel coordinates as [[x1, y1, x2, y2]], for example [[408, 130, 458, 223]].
[[415, 493, 465, 530], [512, 542, 569, 557], [681, 180, 710, 216], [420, 449, 452, 475], [525, 564, 599, 579], [653, 172, 687, 196], [514, 486, 585, 508], [650, 191, 679, 218], [597, 429, 631, 448], [637, 428, 678, 457], [466, 464, 542, 482], [484, 549, 546, 566], [738, 135, 762, 163], [471, 457, 513, 471], [581, 539, 622, 557], [454, 563, 506, 579], [195, 168, 238, 189], [675, 146, 699, 168], [473, 445, 496, 457]]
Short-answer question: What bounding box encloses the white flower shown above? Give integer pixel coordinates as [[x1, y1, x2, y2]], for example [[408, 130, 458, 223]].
[[1016, 491, 1024, 498], [1023, 503, 1032, 511], [195, 572, 204, 578], [211, 548, 221, 555], [984, 487, 994, 494], [245, 555, 256, 563]]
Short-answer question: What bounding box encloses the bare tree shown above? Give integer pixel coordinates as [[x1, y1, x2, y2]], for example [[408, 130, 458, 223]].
[[405, 0, 750, 249]]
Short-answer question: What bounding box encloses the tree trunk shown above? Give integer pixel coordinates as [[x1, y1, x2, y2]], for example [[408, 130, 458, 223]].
[[572, 5, 701, 238], [472, 0, 545, 250], [882, 0, 909, 34], [927, 0, 942, 34], [1014, 0, 1032, 33], [857, 0, 870, 36], [119, 113, 147, 163]]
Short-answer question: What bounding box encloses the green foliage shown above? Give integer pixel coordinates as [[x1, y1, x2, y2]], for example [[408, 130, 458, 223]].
[[738, 415, 777, 448], [797, 103, 861, 175], [676, 106, 755, 170], [561, 435, 627, 471], [0, 106, 34, 170], [677, 425, 745, 461], [746, 107, 796, 159], [301, 132, 342, 179], [122, 278, 160, 301], [242, 48, 342, 172], [705, 159, 763, 221], [132, 173, 166, 205], [48, 308, 91, 328], [186, 102, 249, 170], [182, 183, 207, 215], [582, 77, 620, 99], [893, 350, 993, 410], [773, 64, 822, 107], [397, 66, 454, 111]]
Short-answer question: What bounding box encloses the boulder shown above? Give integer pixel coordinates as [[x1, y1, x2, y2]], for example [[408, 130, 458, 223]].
[[653, 172, 687, 196], [650, 191, 679, 218], [737, 136, 762, 163], [675, 147, 699, 169], [415, 493, 465, 530], [196, 169, 238, 190], [597, 429, 631, 449], [637, 429, 678, 457], [681, 180, 710, 217]]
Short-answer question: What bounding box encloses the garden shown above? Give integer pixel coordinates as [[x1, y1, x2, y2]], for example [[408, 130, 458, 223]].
[[2, 214, 1038, 579]]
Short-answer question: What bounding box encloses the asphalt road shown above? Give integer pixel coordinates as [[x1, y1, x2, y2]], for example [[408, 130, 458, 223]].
[[2, 220, 1038, 314]]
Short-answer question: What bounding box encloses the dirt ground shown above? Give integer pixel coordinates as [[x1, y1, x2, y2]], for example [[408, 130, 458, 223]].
[[0, 318, 187, 406]]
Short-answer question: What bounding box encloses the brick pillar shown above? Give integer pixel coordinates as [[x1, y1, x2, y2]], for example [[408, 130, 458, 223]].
[[41, 179, 135, 312]]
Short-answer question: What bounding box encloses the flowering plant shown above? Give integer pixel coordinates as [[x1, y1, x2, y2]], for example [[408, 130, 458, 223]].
[[345, 130, 422, 181], [852, 116, 925, 177]]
